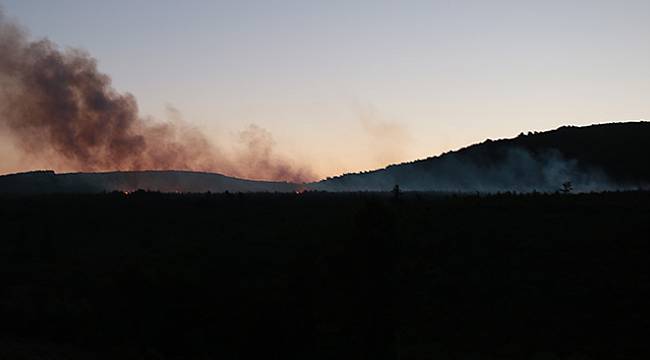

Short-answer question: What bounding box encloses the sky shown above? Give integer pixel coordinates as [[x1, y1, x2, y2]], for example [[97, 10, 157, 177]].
[[1, 0, 650, 179]]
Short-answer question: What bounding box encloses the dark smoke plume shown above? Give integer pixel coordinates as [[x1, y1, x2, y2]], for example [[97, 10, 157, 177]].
[[0, 12, 313, 182]]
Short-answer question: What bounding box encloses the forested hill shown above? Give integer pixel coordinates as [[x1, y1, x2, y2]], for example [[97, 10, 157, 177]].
[[0, 170, 298, 194], [312, 122, 650, 192]]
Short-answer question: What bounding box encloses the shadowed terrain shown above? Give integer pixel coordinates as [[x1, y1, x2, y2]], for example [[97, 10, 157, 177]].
[[0, 191, 648, 359], [0, 170, 299, 194]]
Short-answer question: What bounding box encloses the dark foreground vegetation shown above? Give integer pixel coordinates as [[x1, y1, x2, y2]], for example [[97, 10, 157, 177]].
[[0, 191, 649, 359]]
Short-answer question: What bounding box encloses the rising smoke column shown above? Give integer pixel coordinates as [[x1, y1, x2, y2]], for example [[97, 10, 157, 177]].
[[0, 11, 313, 182], [236, 124, 315, 182]]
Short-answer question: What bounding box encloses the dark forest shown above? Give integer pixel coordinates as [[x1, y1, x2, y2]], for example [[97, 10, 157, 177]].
[[1, 191, 648, 359]]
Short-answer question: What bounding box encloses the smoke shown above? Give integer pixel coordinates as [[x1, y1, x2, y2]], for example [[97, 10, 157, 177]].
[[358, 104, 411, 166], [313, 147, 625, 193], [0, 12, 313, 182], [235, 124, 315, 183]]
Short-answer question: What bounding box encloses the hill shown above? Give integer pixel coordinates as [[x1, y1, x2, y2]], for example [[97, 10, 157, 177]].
[[0, 170, 298, 194], [312, 121, 650, 192], [2, 122, 648, 194]]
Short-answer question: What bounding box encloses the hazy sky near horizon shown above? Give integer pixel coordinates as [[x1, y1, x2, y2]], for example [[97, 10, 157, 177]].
[[1, 0, 650, 178]]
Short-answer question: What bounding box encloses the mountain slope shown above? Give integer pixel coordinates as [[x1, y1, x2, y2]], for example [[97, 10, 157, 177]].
[[312, 122, 650, 192], [0, 170, 298, 194], [2, 122, 648, 194]]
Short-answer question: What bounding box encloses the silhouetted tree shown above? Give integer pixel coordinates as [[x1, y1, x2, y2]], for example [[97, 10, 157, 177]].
[[561, 181, 573, 194], [392, 184, 401, 200]]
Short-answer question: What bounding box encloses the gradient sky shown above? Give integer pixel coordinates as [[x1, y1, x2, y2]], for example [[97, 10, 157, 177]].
[[2, 0, 650, 178]]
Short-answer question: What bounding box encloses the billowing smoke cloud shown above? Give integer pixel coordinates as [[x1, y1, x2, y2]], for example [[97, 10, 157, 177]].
[[0, 12, 313, 182]]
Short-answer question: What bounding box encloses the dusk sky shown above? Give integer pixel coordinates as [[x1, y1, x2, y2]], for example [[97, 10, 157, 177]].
[[2, 0, 650, 179]]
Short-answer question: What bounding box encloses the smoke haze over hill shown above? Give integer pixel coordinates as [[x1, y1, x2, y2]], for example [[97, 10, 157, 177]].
[[0, 11, 313, 183], [2, 11, 649, 192], [314, 122, 650, 192], [2, 122, 649, 194]]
